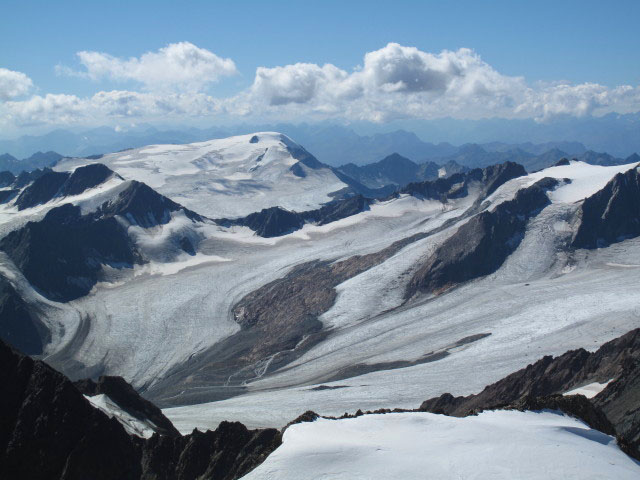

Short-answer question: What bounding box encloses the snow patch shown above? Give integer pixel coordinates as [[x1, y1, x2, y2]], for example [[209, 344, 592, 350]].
[[564, 380, 613, 399], [84, 394, 157, 438]]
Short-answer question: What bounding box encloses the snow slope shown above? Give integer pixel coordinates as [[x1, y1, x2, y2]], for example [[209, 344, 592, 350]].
[[164, 161, 640, 430], [3, 146, 637, 434], [56, 133, 349, 218], [84, 394, 157, 438], [241, 411, 640, 480]]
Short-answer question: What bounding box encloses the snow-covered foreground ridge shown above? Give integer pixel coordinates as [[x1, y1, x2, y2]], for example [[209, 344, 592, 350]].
[[241, 411, 640, 480], [56, 132, 350, 218]]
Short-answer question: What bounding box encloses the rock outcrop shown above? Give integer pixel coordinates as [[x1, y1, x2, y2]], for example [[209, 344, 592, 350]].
[[74, 376, 180, 437], [572, 166, 640, 248], [0, 180, 202, 301], [0, 339, 281, 480], [406, 177, 554, 297], [419, 328, 640, 459]]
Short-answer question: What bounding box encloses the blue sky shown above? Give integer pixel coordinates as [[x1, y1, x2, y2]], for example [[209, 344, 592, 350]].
[[1, 0, 639, 135]]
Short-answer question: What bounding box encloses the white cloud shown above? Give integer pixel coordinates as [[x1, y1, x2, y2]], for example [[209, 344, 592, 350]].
[[0, 68, 33, 101], [3, 42, 640, 130], [62, 42, 237, 92], [2, 90, 224, 127], [236, 43, 640, 123]]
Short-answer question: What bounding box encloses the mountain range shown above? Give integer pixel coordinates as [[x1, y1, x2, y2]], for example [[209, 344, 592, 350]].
[[0, 131, 639, 478], [1, 121, 636, 168]]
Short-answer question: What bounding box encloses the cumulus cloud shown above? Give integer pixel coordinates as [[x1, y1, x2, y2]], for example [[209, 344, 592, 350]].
[[61, 42, 237, 92], [0, 68, 33, 101], [236, 43, 640, 123], [3, 42, 640, 130]]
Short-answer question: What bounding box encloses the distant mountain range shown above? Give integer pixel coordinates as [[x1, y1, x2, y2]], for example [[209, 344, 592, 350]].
[[0, 151, 63, 174], [0, 122, 633, 168]]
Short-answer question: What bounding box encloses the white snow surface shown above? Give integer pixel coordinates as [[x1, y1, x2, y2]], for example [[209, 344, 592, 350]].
[[485, 160, 639, 208], [84, 394, 157, 438], [1, 147, 636, 436], [241, 410, 640, 480], [564, 380, 613, 399], [56, 132, 349, 218]]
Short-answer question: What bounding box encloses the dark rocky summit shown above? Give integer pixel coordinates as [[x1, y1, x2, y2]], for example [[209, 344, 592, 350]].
[[74, 376, 180, 437], [12, 163, 121, 210], [228, 206, 305, 237], [0, 180, 202, 301], [218, 195, 371, 238], [13, 168, 50, 188], [59, 163, 119, 197], [572, 166, 640, 248], [0, 339, 281, 480], [419, 328, 640, 459], [15, 170, 70, 210], [0, 203, 141, 302], [406, 177, 554, 297]]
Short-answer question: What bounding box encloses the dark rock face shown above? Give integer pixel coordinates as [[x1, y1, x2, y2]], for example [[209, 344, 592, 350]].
[[0, 339, 281, 480], [15, 170, 70, 210], [419, 328, 640, 459], [13, 168, 50, 188], [307, 195, 370, 226], [140, 422, 281, 480], [98, 180, 202, 228], [249, 135, 259, 143], [74, 376, 180, 437], [593, 357, 640, 459], [14, 164, 119, 210], [0, 189, 19, 204], [1, 179, 203, 301], [406, 178, 552, 297], [219, 195, 371, 238], [0, 171, 15, 187], [0, 278, 48, 355], [59, 163, 118, 197], [232, 207, 305, 238], [0, 204, 140, 302], [0, 339, 143, 480], [399, 161, 526, 202], [572, 167, 640, 248]]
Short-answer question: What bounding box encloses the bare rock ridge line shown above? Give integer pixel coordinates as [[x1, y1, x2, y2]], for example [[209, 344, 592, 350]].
[[216, 195, 371, 238], [0, 177, 203, 302], [0, 338, 281, 480], [419, 328, 640, 460], [285, 328, 640, 462], [144, 163, 527, 406], [405, 176, 559, 298], [572, 165, 640, 248]]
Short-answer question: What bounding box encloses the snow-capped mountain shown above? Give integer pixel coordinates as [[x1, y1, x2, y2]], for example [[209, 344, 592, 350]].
[[56, 132, 365, 218], [1, 131, 640, 478], [0, 133, 638, 434]]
